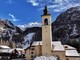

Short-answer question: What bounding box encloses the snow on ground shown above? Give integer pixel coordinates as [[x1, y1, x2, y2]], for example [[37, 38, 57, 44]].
[[23, 33, 35, 49], [34, 56, 57, 60], [70, 24, 78, 36]]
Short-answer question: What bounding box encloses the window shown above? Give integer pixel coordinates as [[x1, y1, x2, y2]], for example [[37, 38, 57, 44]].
[[66, 58, 69, 60], [31, 46, 35, 47], [31, 52, 33, 54], [31, 48, 35, 50], [30, 46, 35, 50], [31, 59, 33, 60], [46, 44, 47, 46], [65, 46, 68, 48], [44, 18, 48, 25], [31, 55, 34, 58], [46, 53, 47, 55], [31, 55, 34, 59]]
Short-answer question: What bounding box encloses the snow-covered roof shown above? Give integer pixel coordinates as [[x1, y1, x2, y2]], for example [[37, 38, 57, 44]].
[[64, 45, 76, 50], [16, 48, 24, 50], [32, 41, 42, 46], [52, 41, 65, 51], [9, 49, 15, 53], [34, 56, 57, 60], [0, 49, 14, 53], [0, 45, 10, 49], [66, 50, 80, 57], [32, 41, 65, 51]]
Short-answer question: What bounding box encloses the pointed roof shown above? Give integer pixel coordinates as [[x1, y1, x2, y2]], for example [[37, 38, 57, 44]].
[[43, 5, 50, 15]]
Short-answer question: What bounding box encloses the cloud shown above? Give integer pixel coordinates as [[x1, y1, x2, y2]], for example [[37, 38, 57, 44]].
[[27, 0, 39, 6], [26, 0, 80, 12], [18, 22, 41, 31], [28, 22, 41, 27], [54, 0, 63, 3], [11, 19, 19, 22], [9, 13, 19, 22], [9, 13, 15, 18]]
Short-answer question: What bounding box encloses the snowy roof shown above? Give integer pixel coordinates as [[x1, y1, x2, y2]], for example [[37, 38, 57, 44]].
[[0, 49, 14, 53], [66, 50, 80, 57], [34, 56, 57, 60], [8, 49, 15, 53], [0, 45, 10, 49], [32, 41, 65, 51], [52, 41, 65, 51], [32, 41, 42, 46], [16, 48, 24, 50], [64, 45, 76, 50]]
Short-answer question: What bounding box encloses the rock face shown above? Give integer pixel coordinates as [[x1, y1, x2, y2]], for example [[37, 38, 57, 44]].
[[52, 6, 80, 52], [52, 6, 80, 41], [23, 27, 42, 41], [0, 19, 23, 48]]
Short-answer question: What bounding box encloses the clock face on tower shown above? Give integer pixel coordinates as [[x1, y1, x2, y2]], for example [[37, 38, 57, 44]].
[[44, 18, 48, 25]]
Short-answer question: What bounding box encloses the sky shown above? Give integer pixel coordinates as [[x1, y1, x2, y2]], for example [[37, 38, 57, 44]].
[[0, 0, 80, 26]]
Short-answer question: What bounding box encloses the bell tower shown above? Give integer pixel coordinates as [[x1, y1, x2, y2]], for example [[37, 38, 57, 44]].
[[42, 6, 52, 56]]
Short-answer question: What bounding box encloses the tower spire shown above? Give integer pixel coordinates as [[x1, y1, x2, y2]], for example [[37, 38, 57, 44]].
[[43, 0, 50, 15], [42, 0, 52, 56]]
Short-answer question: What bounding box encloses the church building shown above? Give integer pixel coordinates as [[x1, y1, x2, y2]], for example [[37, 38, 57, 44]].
[[25, 6, 80, 60]]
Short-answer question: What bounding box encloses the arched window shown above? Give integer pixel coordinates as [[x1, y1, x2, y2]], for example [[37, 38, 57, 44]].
[[44, 18, 48, 25]]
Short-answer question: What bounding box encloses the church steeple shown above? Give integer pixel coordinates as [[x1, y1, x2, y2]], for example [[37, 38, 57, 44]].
[[42, 5, 52, 56], [43, 5, 50, 15]]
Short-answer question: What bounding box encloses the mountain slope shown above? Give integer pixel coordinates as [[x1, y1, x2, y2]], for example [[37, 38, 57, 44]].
[[52, 6, 80, 52], [0, 19, 23, 48], [52, 6, 80, 42]]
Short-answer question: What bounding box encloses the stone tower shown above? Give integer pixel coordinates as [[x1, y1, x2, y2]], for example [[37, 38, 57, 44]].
[[42, 6, 52, 56]]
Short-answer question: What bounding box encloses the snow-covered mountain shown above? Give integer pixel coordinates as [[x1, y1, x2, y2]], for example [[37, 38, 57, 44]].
[[4, 20, 15, 29], [23, 33, 35, 49], [0, 19, 42, 48], [52, 6, 80, 52], [52, 6, 80, 42], [0, 19, 23, 48]]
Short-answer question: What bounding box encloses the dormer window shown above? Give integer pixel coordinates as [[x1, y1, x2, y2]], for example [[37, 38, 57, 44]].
[[44, 18, 48, 25]]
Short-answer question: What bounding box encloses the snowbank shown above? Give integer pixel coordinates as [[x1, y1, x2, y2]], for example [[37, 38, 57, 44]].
[[34, 56, 57, 60]]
